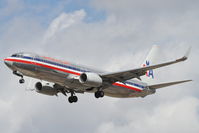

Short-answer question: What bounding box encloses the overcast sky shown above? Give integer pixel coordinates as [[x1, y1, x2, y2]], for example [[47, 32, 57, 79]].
[[0, 0, 199, 133]]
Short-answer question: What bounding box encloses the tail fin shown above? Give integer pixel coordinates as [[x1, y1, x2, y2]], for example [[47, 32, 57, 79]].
[[141, 45, 160, 83]]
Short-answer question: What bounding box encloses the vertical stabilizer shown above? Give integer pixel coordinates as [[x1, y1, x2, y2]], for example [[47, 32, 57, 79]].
[[141, 45, 160, 83]]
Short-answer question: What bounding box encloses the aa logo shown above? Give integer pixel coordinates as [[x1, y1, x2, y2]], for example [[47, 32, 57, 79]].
[[143, 61, 154, 79]]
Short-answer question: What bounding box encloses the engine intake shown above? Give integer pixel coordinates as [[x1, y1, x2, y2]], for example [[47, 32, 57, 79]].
[[35, 82, 58, 96], [79, 73, 102, 87], [35, 82, 42, 90]]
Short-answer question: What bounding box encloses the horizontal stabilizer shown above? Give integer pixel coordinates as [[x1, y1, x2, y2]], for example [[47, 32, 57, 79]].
[[148, 80, 192, 89]]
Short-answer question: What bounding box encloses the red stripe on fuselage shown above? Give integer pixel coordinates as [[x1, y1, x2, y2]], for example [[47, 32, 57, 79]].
[[5, 58, 142, 92], [5, 58, 81, 76], [113, 83, 142, 92]]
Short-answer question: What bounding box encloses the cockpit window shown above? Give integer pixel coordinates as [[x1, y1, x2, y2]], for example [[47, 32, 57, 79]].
[[11, 52, 36, 58], [11, 53, 23, 57], [11, 54, 17, 57]]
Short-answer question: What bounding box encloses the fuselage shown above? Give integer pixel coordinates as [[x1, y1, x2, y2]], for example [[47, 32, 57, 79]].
[[4, 52, 153, 98]]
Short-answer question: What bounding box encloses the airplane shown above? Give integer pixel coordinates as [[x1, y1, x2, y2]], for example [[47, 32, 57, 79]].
[[4, 46, 192, 103]]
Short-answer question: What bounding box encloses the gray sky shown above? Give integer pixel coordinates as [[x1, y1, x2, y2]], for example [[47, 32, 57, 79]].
[[0, 0, 199, 133]]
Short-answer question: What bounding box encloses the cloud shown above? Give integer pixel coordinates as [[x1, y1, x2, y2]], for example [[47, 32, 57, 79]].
[[92, 0, 199, 18], [43, 10, 86, 43], [95, 97, 199, 133]]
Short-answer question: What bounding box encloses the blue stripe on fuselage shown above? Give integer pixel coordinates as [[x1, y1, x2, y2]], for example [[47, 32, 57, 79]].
[[22, 56, 88, 73], [20, 56, 145, 89]]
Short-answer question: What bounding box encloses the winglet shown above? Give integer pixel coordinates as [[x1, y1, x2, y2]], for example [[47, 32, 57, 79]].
[[184, 46, 192, 59], [176, 46, 191, 62]]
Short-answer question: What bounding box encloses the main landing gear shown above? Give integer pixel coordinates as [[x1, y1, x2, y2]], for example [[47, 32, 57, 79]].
[[13, 71, 25, 84], [95, 90, 104, 98], [68, 91, 78, 103], [67, 90, 105, 103], [67, 90, 104, 103]]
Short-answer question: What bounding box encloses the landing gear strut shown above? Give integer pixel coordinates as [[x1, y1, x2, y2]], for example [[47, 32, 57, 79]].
[[68, 91, 78, 103], [95, 90, 104, 98], [13, 71, 25, 84]]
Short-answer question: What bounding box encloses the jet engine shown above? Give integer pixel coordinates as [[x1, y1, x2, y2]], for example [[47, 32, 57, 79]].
[[79, 72, 103, 87], [35, 82, 58, 96]]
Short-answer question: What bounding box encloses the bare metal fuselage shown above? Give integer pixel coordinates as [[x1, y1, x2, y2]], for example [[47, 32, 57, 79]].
[[5, 53, 153, 98]]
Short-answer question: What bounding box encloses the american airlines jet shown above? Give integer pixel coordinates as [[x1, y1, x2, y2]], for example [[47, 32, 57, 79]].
[[4, 46, 191, 103]]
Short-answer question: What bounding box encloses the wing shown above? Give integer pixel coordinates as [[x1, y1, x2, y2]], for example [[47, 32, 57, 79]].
[[101, 48, 191, 83], [148, 80, 192, 89]]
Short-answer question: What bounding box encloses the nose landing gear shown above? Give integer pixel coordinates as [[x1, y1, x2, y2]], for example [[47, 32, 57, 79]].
[[13, 71, 25, 84], [19, 78, 25, 84]]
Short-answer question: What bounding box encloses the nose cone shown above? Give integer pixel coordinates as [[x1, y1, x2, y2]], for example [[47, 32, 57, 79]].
[[4, 59, 13, 68]]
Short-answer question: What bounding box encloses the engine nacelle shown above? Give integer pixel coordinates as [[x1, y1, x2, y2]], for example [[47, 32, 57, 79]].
[[79, 72, 103, 87], [35, 82, 58, 96]]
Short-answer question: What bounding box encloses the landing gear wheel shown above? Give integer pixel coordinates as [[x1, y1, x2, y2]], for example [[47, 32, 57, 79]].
[[68, 96, 78, 103], [68, 96, 73, 103], [19, 79, 25, 84], [73, 96, 78, 102], [95, 91, 104, 98], [95, 92, 100, 98]]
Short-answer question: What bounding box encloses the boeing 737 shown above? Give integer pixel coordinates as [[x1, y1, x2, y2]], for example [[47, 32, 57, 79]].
[[4, 46, 192, 103]]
